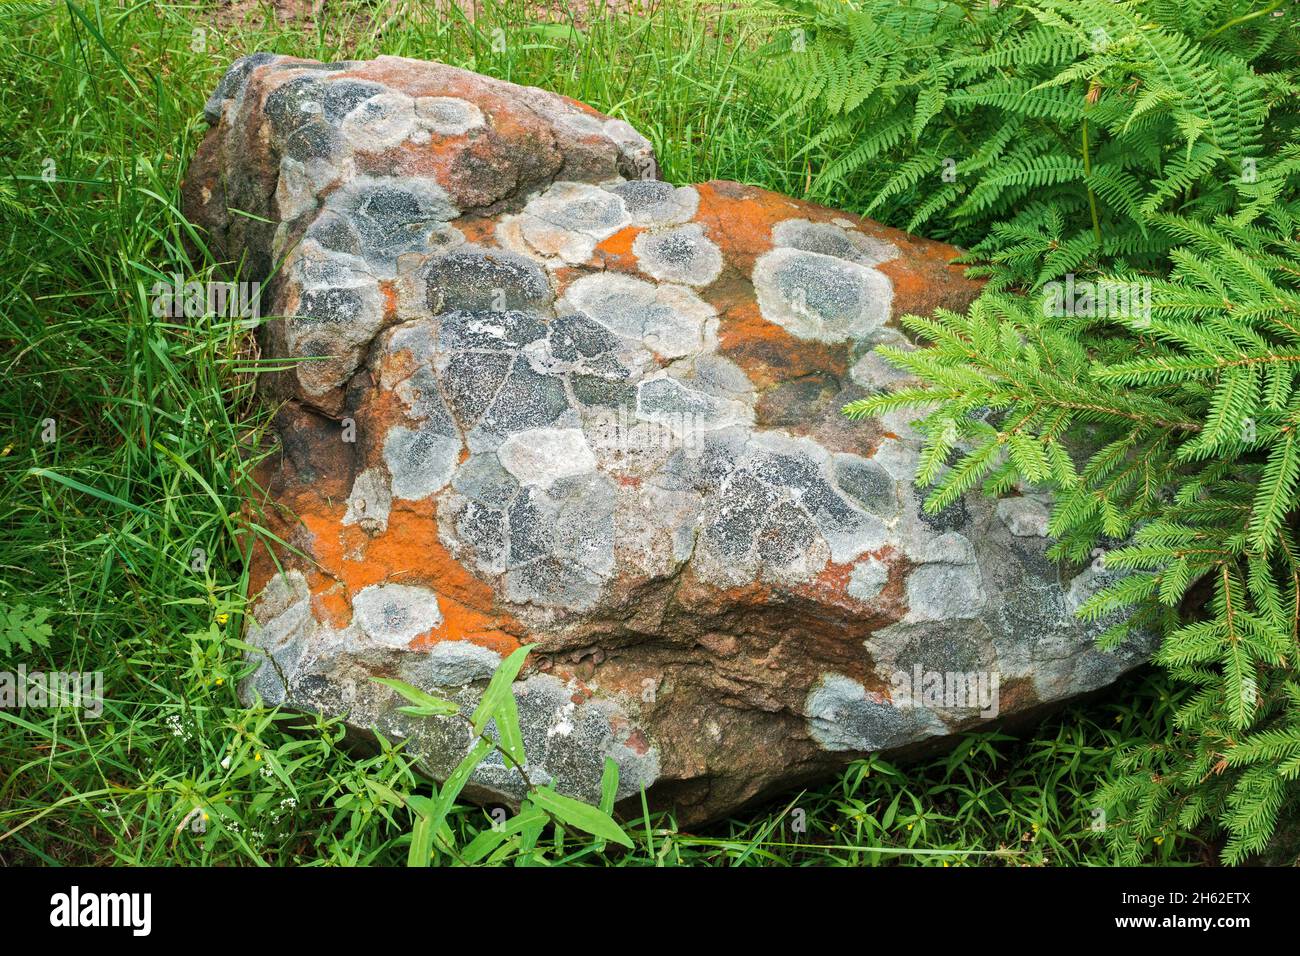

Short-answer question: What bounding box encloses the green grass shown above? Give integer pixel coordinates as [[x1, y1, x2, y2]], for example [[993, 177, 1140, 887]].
[[0, 0, 1212, 866]]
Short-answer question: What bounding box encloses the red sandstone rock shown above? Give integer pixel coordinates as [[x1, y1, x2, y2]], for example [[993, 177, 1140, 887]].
[[183, 54, 1152, 825]]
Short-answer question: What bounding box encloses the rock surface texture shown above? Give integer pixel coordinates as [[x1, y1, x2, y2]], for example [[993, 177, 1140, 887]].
[[185, 54, 1152, 825]]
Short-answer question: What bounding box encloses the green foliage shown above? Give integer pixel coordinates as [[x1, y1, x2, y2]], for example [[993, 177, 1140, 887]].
[[0, 605, 53, 657], [766, 0, 1300, 863], [751, 0, 1300, 289], [375, 649, 635, 865], [848, 216, 1300, 862]]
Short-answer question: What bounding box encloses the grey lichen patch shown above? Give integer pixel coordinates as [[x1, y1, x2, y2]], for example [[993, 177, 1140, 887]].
[[899, 531, 986, 624], [805, 673, 942, 752], [870, 437, 922, 483], [694, 430, 883, 586], [241, 570, 322, 708], [469, 361, 573, 450], [383, 421, 462, 500], [414, 96, 486, 136], [559, 273, 716, 359], [422, 245, 554, 315], [452, 453, 520, 508], [505, 555, 607, 611], [772, 218, 898, 267], [352, 582, 444, 646], [848, 556, 889, 603], [1012, 563, 1158, 701], [635, 375, 752, 433], [393, 363, 458, 429], [904, 560, 987, 623], [204, 52, 281, 124], [497, 427, 597, 488], [264, 72, 390, 142], [507, 473, 617, 592], [997, 496, 1052, 537], [260, 75, 485, 186], [834, 454, 901, 518], [339, 91, 418, 151], [460, 672, 660, 804], [322, 176, 459, 272], [264, 75, 336, 141], [752, 247, 893, 343], [911, 531, 978, 566], [249, 569, 315, 651], [689, 353, 755, 403], [849, 328, 917, 392], [439, 458, 618, 612], [632, 223, 722, 286], [747, 432, 887, 563], [318, 79, 387, 121], [446, 310, 550, 356], [343, 467, 393, 535], [276, 150, 345, 222], [512, 181, 631, 264], [283, 241, 387, 400], [260, 75, 447, 223], [411, 640, 502, 686], [868, 618, 994, 681], [242, 604, 658, 807], [605, 180, 698, 228]]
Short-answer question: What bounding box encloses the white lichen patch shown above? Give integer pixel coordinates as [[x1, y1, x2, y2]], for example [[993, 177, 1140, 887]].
[[513, 181, 631, 264], [771, 218, 899, 267], [805, 673, 943, 752], [343, 467, 393, 535], [497, 427, 597, 488], [352, 582, 444, 646], [632, 223, 722, 286], [414, 96, 486, 136], [752, 247, 893, 343], [559, 273, 716, 359], [340, 91, 418, 150]]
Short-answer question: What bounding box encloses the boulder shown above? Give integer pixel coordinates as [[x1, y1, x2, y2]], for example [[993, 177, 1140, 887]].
[[184, 54, 1152, 825]]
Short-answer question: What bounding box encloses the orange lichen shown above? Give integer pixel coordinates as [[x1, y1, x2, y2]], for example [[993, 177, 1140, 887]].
[[299, 502, 523, 650], [379, 280, 399, 322], [594, 225, 643, 272], [455, 216, 499, 247], [716, 299, 849, 389]]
